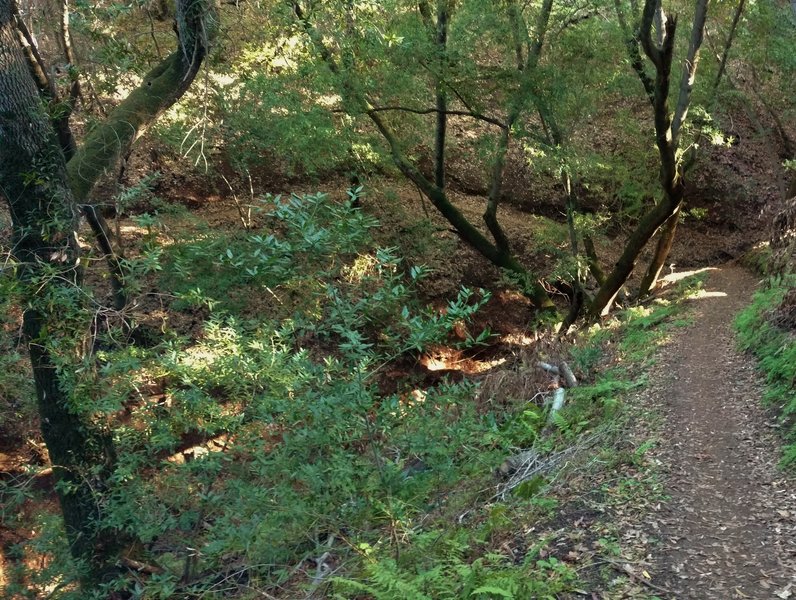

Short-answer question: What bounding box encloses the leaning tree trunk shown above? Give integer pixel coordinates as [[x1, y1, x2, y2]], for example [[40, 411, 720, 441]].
[[0, 1, 119, 582], [638, 203, 681, 295]]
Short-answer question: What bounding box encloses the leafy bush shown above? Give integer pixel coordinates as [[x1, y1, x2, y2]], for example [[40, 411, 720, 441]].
[[735, 276, 796, 466], [9, 190, 578, 598]]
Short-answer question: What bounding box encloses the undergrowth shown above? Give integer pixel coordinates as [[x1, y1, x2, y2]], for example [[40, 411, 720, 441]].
[[0, 190, 711, 599], [735, 274, 796, 467]]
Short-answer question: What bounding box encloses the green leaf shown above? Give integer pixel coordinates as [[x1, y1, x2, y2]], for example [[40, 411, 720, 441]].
[[471, 585, 514, 598]]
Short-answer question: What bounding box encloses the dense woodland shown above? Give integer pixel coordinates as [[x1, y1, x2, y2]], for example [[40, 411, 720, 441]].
[[0, 0, 795, 597]]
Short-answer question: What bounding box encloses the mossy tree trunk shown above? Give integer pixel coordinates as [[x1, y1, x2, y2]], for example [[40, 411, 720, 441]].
[[590, 0, 708, 317], [15, 0, 215, 311], [1, 0, 216, 586], [0, 0, 119, 581]]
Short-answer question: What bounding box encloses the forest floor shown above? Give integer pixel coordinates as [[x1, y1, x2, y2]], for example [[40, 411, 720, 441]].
[[609, 264, 796, 599]]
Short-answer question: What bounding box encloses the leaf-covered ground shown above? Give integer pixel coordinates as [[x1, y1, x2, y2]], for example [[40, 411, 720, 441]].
[[606, 265, 796, 599]]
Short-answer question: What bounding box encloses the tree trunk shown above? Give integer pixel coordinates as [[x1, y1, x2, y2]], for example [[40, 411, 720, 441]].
[[590, 188, 683, 316], [0, 1, 121, 582], [591, 0, 708, 317], [64, 0, 215, 310], [433, 0, 448, 190], [638, 203, 681, 296]]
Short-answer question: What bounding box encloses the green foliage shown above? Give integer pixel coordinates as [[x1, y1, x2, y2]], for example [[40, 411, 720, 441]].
[[163, 191, 378, 312], [0, 273, 34, 423], [5, 188, 583, 597], [735, 276, 796, 466], [333, 529, 576, 600]]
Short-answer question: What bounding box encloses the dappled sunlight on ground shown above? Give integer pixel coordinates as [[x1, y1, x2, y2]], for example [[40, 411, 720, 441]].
[[687, 290, 728, 299], [660, 266, 717, 284], [420, 346, 507, 374]]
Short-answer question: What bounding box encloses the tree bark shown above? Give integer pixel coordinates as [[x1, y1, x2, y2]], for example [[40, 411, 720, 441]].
[[65, 0, 215, 310], [0, 0, 120, 582], [638, 203, 681, 295]]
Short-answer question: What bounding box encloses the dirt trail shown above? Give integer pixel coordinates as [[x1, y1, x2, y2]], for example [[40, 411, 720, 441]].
[[646, 264, 796, 598]]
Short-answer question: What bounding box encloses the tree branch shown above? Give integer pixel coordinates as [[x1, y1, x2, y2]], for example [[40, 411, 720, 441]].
[[671, 0, 709, 144], [712, 0, 745, 93], [58, 0, 82, 110], [614, 0, 655, 104], [366, 105, 507, 129], [66, 0, 217, 204]]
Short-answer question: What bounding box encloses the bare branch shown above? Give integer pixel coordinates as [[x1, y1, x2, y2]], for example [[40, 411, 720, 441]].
[[10, 0, 54, 97], [58, 0, 82, 109], [639, 0, 661, 66], [366, 105, 507, 129], [712, 0, 745, 94], [614, 0, 655, 103]]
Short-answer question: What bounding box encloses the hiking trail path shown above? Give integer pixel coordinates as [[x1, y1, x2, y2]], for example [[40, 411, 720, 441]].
[[633, 264, 796, 598]]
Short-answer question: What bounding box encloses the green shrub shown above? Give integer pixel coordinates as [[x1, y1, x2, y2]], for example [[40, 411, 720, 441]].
[[735, 276, 796, 466]]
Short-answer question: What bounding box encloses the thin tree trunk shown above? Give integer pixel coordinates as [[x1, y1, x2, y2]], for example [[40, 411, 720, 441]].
[[11, 0, 77, 157], [561, 173, 586, 330], [58, 0, 82, 108], [434, 0, 447, 190], [368, 110, 554, 309], [63, 0, 215, 313], [712, 0, 745, 94], [583, 235, 606, 286], [484, 0, 554, 256]]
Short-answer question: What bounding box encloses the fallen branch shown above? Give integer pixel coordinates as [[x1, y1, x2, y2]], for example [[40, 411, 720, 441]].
[[560, 361, 578, 388], [537, 361, 559, 375], [120, 557, 165, 575], [548, 387, 566, 423]]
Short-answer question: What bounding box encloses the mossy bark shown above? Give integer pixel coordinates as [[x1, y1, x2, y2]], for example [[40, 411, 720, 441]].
[[65, 0, 214, 309], [0, 1, 120, 582], [66, 49, 207, 204]]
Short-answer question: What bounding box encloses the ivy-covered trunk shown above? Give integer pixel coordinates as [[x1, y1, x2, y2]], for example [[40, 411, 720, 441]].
[[0, 0, 119, 581], [2, 0, 217, 587]]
